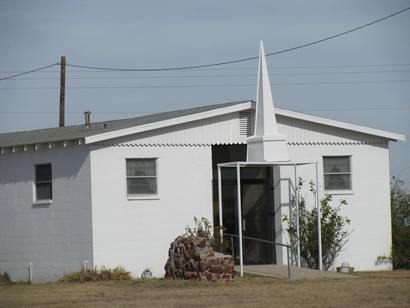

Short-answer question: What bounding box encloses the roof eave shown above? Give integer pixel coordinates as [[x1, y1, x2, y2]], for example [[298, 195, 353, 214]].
[[0, 138, 85, 155], [84, 101, 254, 144], [274, 107, 406, 142]]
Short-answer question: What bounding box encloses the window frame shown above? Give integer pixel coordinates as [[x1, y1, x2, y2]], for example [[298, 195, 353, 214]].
[[33, 163, 53, 204], [125, 158, 159, 200], [322, 155, 353, 195]]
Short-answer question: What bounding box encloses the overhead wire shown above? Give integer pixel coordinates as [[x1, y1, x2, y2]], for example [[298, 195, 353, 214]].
[[0, 6, 409, 81], [0, 7, 408, 122], [0, 63, 58, 81], [1, 79, 409, 90], [1, 106, 409, 115], [2, 69, 410, 81], [2, 63, 410, 74], [64, 6, 410, 72]]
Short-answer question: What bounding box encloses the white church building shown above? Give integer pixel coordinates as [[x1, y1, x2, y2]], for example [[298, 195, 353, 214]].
[[0, 43, 405, 282]]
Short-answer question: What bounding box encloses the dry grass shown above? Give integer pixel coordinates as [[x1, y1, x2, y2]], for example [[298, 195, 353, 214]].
[[0, 271, 409, 307]]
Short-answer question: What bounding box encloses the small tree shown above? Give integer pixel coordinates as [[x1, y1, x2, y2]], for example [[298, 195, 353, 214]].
[[284, 180, 351, 270], [391, 177, 410, 269], [184, 217, 232, 254], [184, 216, 212, 239]]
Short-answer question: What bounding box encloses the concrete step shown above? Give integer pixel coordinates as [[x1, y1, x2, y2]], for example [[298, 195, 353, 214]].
[[235, 264, 355, 279]]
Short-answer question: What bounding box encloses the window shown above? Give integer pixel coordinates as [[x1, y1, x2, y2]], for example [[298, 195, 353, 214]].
[[126, 159, 157, 196], [35, 164, 53, 201], [323, 156, 351, 191]]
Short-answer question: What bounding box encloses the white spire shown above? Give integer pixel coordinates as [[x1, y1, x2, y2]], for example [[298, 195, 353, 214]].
[[254, 41, 278, 136], [246, 41, 289, 162]]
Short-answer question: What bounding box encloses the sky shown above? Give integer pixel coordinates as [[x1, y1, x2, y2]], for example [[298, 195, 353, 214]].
[[0, 0, 409, 187]]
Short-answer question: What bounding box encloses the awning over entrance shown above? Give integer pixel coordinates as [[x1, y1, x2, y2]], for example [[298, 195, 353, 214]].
[[217, 161, 323, 277]]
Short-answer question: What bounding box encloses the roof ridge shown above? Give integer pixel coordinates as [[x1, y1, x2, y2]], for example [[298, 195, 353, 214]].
[[0, 100, 252, 148], [0, 100, 250, 136]]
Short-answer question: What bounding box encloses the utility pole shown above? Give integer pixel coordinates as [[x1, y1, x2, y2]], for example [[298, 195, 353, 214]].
[[59, 56, 66, 127]]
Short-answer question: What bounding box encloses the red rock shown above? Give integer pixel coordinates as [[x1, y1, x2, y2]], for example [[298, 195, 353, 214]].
[[184, 272, 194, 279], [199, 261, 206, 271], [164, 235, 233, 282], [210, 264, 224, 274], [197, 238, 206, 248], [203, 271, 212, 281], [222, 274, 233, 281], [224, 264, 234, 273]]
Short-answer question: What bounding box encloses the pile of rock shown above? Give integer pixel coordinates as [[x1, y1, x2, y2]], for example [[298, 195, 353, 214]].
[[164, 236, 234, 282]]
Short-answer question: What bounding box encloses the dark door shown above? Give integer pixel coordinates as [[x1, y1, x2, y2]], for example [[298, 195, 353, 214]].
[[241, 167, 275, 264], [212, 145, 276, 265]]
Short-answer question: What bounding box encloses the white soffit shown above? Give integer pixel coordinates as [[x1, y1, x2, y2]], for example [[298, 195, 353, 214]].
[[275, 107, 406, 142]]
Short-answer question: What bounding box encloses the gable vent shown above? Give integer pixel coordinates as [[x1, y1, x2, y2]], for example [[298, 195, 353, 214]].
[[239, 110, 254, 137]]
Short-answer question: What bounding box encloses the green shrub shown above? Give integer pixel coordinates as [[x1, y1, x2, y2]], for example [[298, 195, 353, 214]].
[[60, 266, 132, 282], [185, 217, 212, 238], [284, 179, 351, 270], [213, 225, 233, 254], [185, 217, 233, 254], [391, 177, 410, 269], [0, 272, 12, 284]]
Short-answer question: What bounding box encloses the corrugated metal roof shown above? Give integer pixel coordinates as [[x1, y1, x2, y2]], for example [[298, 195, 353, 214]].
[[0, 101, 248, 148], [0, 100, 405, 148]]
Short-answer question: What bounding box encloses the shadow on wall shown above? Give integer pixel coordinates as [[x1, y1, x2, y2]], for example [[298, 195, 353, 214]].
[[0, 146, 89, 186], [277, 115, 389, 148]]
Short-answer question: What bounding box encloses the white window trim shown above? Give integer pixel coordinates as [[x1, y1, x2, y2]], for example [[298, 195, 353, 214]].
[[127, 195, 160, 201], [32, 200, 53, 206], [33, 163, 53, 204], [324, 189, 354, 196], [323, 155, 353, 195], [125, 158, 159, 200]]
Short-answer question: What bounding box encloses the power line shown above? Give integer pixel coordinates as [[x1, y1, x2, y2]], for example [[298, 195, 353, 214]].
[[0, 6, 409, 81], [0, 64, 58, 81], [222, 63, 410, 70], [296, 107, 410, 112], [1, 79, 409, 90], [0, 111, 154, 114], [2, 63, 410, 74], [65, 6, 410, 72], [1, 106, 409, 115], [4, 69, 410, 81]]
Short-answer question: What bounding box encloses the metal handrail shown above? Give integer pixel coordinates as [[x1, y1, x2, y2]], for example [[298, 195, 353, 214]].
[[222, 232, 291, 279], [225, 233, 290, 248]]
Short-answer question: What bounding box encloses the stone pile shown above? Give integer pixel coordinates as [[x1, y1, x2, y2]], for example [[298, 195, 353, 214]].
[[164, 236, 234, 282]]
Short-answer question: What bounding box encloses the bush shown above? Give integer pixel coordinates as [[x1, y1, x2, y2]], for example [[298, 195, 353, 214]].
[[0, 272, 12, 284], [213, 225, 233, 254], [185, 217, 232, 254], [185, 217, 212, 239], [284, 179, 351, 270], [391, 177, 410, 269], [60, 266, 132, 282]]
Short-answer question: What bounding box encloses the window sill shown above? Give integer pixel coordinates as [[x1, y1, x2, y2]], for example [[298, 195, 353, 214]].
[[127, 195, 160, 201], [324, 190, 353, 196], [32, 200, 53, 206]]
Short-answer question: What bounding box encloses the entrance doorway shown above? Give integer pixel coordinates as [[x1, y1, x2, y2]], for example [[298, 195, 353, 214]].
[[212, 145, 276, 265]]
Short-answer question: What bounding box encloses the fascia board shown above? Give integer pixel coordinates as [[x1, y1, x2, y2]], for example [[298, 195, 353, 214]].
[[275, 108, 406, 142], [84, 101, 253, 144]]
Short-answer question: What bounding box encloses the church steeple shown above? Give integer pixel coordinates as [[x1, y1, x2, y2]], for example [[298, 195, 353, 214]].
[[254, 41, 278, 136], [246, 41, 289, 162]]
